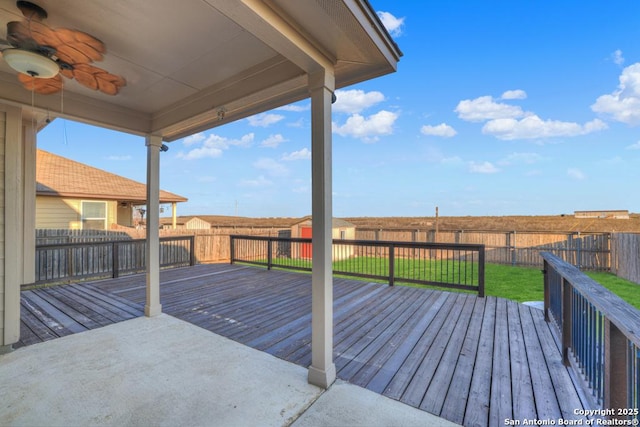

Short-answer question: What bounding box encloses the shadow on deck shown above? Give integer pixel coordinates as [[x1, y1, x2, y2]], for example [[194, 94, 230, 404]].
[[19, 263, 592, 426]]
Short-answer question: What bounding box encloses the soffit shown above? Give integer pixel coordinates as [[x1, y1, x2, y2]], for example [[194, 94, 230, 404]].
[[0, 0, 400, 141]]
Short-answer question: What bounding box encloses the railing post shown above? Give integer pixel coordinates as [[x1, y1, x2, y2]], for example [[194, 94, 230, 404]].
[[561, 278, 572, 366], [112, 241, 119, 278], [478, 245, 485, 297], [604, 319, 630, 416], [543, 260, 550, 322], [230, 236, 235, 264], [189, 235, 196, 266], [267, 237, 273, 270], [389, 243, 395, 286]]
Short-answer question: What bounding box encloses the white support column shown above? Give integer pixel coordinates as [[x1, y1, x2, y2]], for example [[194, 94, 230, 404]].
[[307, 68, 336, 389], [145, 135, 162, 317], [2, 105, 23, 351], [172, 202, 177, 230]]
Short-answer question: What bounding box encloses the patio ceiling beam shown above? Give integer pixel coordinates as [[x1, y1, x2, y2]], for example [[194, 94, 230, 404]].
[[0, 73, 152, 137], [210, 0, 335, 74]]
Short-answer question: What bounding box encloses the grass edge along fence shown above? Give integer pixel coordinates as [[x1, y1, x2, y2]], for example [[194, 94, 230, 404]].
[[230, 235, 485, 296], [542, 252, 640, 418], [34, 235, 195, 285]]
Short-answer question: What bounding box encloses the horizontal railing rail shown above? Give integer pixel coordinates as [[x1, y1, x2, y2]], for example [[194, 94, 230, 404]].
[[34, 235, 195, 284], [542, 252, 640, 419], [230, 235, 485, 296]]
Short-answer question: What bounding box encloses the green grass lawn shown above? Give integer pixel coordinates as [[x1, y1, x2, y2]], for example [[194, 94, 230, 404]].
[[244, 256, 640, 309], [428, 263, 640, 309]]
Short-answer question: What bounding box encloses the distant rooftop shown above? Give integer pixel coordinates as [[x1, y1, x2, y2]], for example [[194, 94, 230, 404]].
[[36, 150, 187, 204]]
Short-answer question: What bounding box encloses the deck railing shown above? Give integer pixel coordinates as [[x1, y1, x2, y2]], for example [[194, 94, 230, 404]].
[[542, 252, 640, 418], [34, 235, 195, 284], [230, 235, 485, 296]]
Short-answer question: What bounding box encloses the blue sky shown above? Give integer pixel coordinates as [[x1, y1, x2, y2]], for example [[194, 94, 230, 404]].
[[38, 1, 640, 218]]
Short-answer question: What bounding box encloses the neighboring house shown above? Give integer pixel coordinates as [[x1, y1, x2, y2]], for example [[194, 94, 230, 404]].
[[160, 216, 211, 230], [36, 150, 187, 230]]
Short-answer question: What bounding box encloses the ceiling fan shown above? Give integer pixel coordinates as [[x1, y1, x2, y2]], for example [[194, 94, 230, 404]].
[[0, 1, 126, 95]]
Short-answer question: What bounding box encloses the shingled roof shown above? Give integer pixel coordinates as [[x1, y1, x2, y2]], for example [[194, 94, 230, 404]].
[[36, 150, 187, 204]]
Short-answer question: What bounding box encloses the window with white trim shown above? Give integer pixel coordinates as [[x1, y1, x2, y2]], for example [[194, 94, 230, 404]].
[[81, 201, 107, 230]]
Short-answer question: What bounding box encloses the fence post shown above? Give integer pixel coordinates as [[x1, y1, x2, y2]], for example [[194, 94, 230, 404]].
[[389, 243, 395, 286], [112, 241, 119, 278], [267, 237, 273, 270], [230, 236, 235, 264], [576, 232, 582, 269]]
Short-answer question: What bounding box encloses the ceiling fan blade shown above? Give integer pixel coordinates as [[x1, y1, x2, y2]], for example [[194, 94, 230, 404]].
[[72, 63, 126, 95], [55, 28, 105, 61], [17, 73, 62, 94]]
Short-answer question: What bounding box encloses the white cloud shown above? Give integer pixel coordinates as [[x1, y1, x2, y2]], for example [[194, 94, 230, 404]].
[[455, 96, 526, 122], [592, 62, 640, 125], [333, 110, 398, 142], [253, 158, 289, 177], [482, 116, 607, 140], [333, 89, 385, 114], [612, 49, 625, 66], [282, 148, 311, 161], [177, 132, 254, 160], [501, 89, 527, 100], [183, 132, 206, 146], [420, 123, 457, 138], [567, 168, 586, 180], [247, 113, 285, 127], [469, 161, 499, 174], [239, 175, 272, 187], [260, 134, 287, 148], [626, 141, 640, 150], [376, 11, 405, 37]]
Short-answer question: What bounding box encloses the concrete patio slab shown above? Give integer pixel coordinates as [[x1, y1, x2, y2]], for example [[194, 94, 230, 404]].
[[291, 380, 458, 427], [0, 314, 456, 427], [0, 314, 322, 427]]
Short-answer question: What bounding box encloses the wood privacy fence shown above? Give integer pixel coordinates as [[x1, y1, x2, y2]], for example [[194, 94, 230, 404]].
[[34, 235, 195, 284], [357, 228, 611, 270], [542, 252, 640, 414], [611, 233, 640, 284]]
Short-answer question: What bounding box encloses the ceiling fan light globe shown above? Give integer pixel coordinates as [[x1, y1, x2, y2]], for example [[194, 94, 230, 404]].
[[3, 48, 59, 78]]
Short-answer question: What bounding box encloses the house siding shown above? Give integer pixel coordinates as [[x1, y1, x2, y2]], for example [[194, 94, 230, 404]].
[[36, 196, 119, 230]]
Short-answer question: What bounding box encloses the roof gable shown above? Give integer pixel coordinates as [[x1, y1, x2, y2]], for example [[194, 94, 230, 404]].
[[36, 150, 187, 203]]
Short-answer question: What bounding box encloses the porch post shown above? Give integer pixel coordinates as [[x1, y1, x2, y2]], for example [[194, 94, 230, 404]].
[[145, 134, 162, 317], [1, 105, 23, 352], [307, 68, 336, 388], [171, 202, 177, 229]]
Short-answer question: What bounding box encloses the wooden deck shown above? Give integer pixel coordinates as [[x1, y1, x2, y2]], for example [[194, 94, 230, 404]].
[[19, 263, 592, 426]]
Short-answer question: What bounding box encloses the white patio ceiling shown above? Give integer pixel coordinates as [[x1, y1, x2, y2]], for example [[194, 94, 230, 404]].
[[0, 0, 401, 140]]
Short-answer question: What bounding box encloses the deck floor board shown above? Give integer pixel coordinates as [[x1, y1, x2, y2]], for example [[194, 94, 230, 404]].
[[19, 263, 591, 426]]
